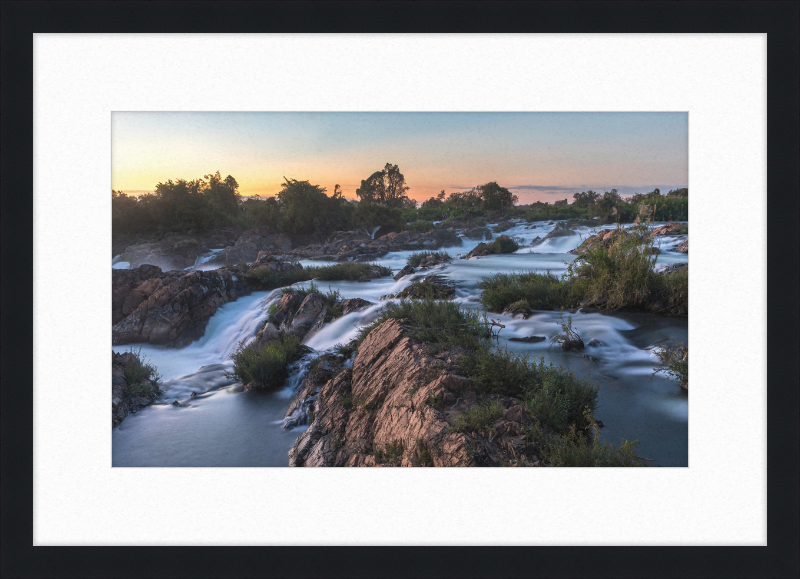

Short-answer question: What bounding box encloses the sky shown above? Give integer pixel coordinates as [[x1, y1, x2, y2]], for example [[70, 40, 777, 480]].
[[111, 112, 687, 204]]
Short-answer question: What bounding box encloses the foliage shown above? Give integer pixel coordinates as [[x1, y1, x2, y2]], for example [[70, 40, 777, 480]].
[[356, 299, 487, 351], [406, 250, 452, 267], [356, 163, 411, 208], [448, 400, 505, 433], [527, 416, 646, 467], [652, 342, 688, 389], [352, 202, 405, 235], [245, 262, 391, 288], [406, 220, 434, 233], [277, 178, 353, 239], [372, 440, 404, 466], [548, 312, 585, 351], [470, 235, 520, 255], [414, 440, 435, 466], [478, 271, 575, 311], [122, 346, 162, 387], [395, 281, 453, 300], [226, 333, 304, 391]]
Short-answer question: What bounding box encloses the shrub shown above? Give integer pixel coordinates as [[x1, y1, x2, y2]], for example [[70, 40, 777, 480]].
[[406, 250, 452, 267], [652, 342, 688, 389], [226, 333, 304, 390], [448, 400, 505, 433], [373, 440, 404, 466], [528, 420, 646, 467], [549, 313, 584, 351], [471, 235, 519, 255], [123, 347, 161, 386], [414, 440, 435, 466], [406, 220, 435, 233], [246, 261, 391, 288], [394, 281, 453, 300], [479, 271, 575, 312]]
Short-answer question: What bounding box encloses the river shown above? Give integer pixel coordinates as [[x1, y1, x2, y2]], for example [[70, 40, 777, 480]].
[[112, 220, 688, 466]]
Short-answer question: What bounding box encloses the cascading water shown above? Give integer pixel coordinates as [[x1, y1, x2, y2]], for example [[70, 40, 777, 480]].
[[113, 219, 689, 467]]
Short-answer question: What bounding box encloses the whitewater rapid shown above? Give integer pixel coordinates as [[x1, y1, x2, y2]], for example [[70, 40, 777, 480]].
[[112, 220, 688, 466]]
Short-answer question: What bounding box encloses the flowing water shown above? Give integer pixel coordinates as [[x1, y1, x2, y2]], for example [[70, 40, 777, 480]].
[[112, 220, 688, 467]]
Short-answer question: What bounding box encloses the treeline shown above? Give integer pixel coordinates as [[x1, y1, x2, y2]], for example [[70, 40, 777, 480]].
[[407, 187, 687, 224], [113, 163, 687, 239]]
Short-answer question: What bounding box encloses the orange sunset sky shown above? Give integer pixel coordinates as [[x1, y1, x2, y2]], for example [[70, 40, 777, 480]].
[[112, 112, 688, 204]]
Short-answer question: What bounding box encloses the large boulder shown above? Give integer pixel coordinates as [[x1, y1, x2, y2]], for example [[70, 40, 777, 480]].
[[289, 319, 543, 467], [650, 222, 683, 237], [290, 293, 326, 338], [271, 291, 305, 326], [394, 264, 416, 280], [113, 264, 169, 324], [112, 350, 160, 427], [212, 230, 292, 264], [112, 268, 250, 346], [676, 239, 688, 253]]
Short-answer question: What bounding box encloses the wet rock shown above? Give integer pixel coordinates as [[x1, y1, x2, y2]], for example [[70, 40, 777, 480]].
[[463, 227, 492, 240], [587, 339, 603, 347], [676, 239, 688, 253], [492, 220, 515, 233], [251, 252, 303, 272], [394, 276, 455, 300], [112, 266, 250, 346], [569, 228, 625, 255], [394, 264, 416, 280], [582, 354, 599, 362], [342, 298, 372, 315], [508, 335, 546, 343], [543, 227, 576, 239]]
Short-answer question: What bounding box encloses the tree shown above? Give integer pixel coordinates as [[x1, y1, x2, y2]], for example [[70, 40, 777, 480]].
[[475, 181, 517, 210], [355, 163, 411, 207], [277, 178, 353, 238], [572, 190, 600, 207]]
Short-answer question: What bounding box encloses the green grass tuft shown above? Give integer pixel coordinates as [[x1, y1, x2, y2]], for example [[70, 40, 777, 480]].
[[448, 400, 504, 433], [226, 333, 305, 391]]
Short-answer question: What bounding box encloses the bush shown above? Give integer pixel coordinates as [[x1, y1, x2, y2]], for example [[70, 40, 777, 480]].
[[548, 313, 585, 351], [406, 250, 452, 267], [479, 271, 574, 311], [528, 420, 646, 467], [246, 261, 391, 288], [652, 342, 688, 389], [373, 440, 404, 466], [227, 333, 305, 390], [123, 347, 161, 386], [448, 400, 505, 433], [471, 235, 519, 255], [406, 220, 435, 233]]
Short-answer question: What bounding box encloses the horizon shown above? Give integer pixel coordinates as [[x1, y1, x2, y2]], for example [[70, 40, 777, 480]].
[[112, 112, 688, 204]]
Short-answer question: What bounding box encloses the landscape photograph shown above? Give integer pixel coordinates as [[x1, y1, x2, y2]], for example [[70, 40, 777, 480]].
[[111, 112, 689, 467]]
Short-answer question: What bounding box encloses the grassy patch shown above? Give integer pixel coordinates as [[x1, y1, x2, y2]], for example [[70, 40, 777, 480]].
[[479, 271, 576, 311], [414, 439, 435, 466], [356, 299, 487, 351], [406, 250, 452, 267], [122, 381, 156, 397], [395, 281, 453, 300], [548, 313, 585, 351], [246, 261, 391, 288], [226, 333, 305, 391], [448, 400, 504, 433]]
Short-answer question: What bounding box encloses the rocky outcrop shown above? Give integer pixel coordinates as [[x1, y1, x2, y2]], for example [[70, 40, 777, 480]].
[[394, 264, 416, 280], [463, 227, 492, 240], [568, 228, 625, 255], [659, 262, 688, 276], [210, 230, 292, 264], [543, 227, 577, 239], [676, 239, 688, 253], [113, 264, 171, 325], [284, 228, 461, 262], [289, 319, 543, 467], [112, 350, 160, 427], [112, 266, 250, 346], [290, 293, 327, 338], [342, 298, 372, 315], [649, 222, 683, 237], [394, 276, 456, 299], [115, 230, 240, 270]]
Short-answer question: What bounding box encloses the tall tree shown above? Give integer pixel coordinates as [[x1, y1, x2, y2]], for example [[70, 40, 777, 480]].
[[355, 163, 410, 207]]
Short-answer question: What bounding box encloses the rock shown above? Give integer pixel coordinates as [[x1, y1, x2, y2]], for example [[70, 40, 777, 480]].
[[582, 354, 599, 362], [112, 264, 168, 325], [112, 350, 160, 427], [569, 228, 624, 255], [587, 339, 603, 347], [676, 239, 688, 253], [463, 227, 491, 240], [649, 222, 683, 237], [251, 252, 303, 272], [394, 265, 416, 280], [212, 230, 292, 264], [290, 293, 325, 337], [543, 227, 576, 239], [271, 291, 305, 326], [493, 220, 515, 233], [508, 335, 546, 343], [342, 298, 372, 315], [112, 266, 250, 346], [288, 319, 542, 467], [394, 276, 455, 299]]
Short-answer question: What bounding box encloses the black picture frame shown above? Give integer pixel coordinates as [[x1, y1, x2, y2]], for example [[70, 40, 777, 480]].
[[2, 2, 798, 577]]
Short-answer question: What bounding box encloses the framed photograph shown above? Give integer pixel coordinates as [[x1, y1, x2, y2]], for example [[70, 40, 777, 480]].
[[2, 1, 797, 577]]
